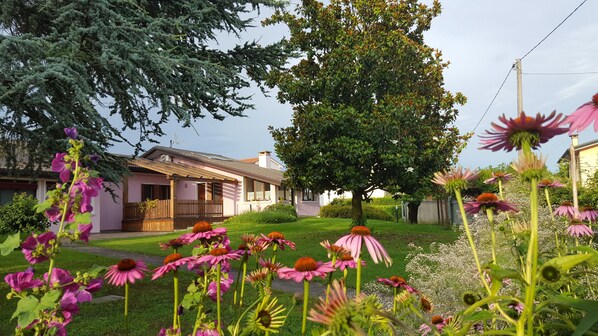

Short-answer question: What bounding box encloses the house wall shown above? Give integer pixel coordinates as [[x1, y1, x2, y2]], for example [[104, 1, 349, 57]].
[[95, 183, 123, 232], [321, 189, 390, 205], [295, 191, 321, 216], [176, 181, 197, 200], [127, 173, 170, 202], [578, 146, 598, 185]]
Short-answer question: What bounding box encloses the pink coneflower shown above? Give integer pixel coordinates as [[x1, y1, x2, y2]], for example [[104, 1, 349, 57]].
[[246, 268, 269, 287], [580, 206, 598, 222], [240, 233, 258, 244], [418, 315, 451, 336], [236, 242, 252, 256], [278, 257, 335, 282], [308, 280, 355, 328], [105, 259, 148, 286], [151, 253, 194, 280], [159, 238, 188, 251], [567, 219, 594, 238], [320, 240, 351, 259], [258, 258, 285, 273], [179, 221, 226, 244], [464, 193, 518, 214], [483, 172, 514, 185], [432, 167, 478, 193], [537, 179, 565, 189], [480, 111, 568, 152], [564, 92, 598, 134], [377, 276, 417, 294], [194, 246, 242, 266], [258, 231, 296, 250], [335, 226, 392, 266], [333, 253, 364, 271], [553, 201, 579, 218], [21, 231, 56, 264]]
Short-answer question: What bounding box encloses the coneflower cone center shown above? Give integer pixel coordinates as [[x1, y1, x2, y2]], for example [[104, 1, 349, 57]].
[[431, 315, 444, 325], [210, 247, 229, 256], [539, 179, 552, 186], [514, 115, 534, 125], [476, 193, 498, 203], [561, 201, 572, 206], [582, 206, 595, 212], [389, 276, 405, 284], [168, 239, 185, 249], [294, 257, 318, 272], [339, 253, 353, 262], [329, 245, 345, 253], [117, 258, 137, 271], [570, 219, 584, 226], [257, 310, 272, 328], [267, 231, 284, 240], [192, 221, 213, 233], [421, 297, 432, 312], [238, 243, 248, 250], [351, 226, 371, 236], [592, 93, 598, 105], [164, 253, 183, 265]]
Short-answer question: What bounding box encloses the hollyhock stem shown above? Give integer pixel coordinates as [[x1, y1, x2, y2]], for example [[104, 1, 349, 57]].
[[521, 177, 540, 335], [302, 280, 309, 336], [325, 255, 337, 303], [217, 263, 222, 335], [356, 255, 362, 296], [192, 304, 204, 336], [173, 269, 179, 330], [486, 209, 497, 264], [454, 189, 490, 293]]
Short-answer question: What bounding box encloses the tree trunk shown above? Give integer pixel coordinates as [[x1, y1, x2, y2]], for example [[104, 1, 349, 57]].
[[351, 189, 366, 226], [407, 201, 421, 224]]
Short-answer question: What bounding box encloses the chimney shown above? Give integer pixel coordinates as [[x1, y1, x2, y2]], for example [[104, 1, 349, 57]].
[[570, 134, 579, 147], [258, 151, 272, 168]]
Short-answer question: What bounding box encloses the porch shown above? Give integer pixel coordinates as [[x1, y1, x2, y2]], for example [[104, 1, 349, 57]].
[[122, 199, 226, 231]]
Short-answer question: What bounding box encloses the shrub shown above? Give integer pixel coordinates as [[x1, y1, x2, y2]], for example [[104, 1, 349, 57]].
[[319, 204, 394, 221], [0, 193, 51, 234], [264, 202, 297, 217], [225, 209, 297, 224]]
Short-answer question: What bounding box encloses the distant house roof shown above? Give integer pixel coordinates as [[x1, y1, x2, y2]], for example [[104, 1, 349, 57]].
[[141, 146, 284, 185], [130, 158, 238, 183], [560, 138, 598, 161], [239, 156, 285, 170]]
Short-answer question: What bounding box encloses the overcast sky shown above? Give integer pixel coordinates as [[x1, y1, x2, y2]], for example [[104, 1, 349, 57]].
[[112, 0, 598, 171]]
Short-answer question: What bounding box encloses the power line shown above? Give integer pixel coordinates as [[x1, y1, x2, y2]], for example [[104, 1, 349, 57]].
[[520, 0, 587, 60], [523, 71, 598, 76], [472, 66, 513, 133]]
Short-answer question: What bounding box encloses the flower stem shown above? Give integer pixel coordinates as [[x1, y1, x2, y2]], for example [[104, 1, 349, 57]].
[[192, 304, 204, 336], [173, 269, 179, 330], [302, 280, 309, 336], [521, 177, 540, 334], [454, 189, 490, 293], [240, 258, 247, 306], [356, 255, 362, 297], [217, 263, 222, 335], [544, 189, 554, 221], [325, 256, 337, 303], [125, 281, 129, 333], [393, 287, 397, 314], [486, 209, 497, 264]]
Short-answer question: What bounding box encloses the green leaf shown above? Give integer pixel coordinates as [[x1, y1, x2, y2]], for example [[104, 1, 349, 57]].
[[548, 295, 598, 336], [39, 290, 61, 310], [542, 254, 592, 271], [485, 263, 525, 283], [461, 310, 495, 322], [11, 296, 39, 327], [0, 233, 21, 256], [74, 212, 92, 224], [87, 265, 107, 278], [570, 246, 598, 267], [34, 199, 53, 213]]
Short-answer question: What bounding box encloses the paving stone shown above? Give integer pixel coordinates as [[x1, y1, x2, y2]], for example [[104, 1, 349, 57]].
[[92, 295, 125, 304]]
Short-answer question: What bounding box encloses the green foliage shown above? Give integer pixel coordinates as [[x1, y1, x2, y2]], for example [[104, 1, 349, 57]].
[[263, 202, 298, 217], [0, 193, 50, 234], [319, 205, 393, 221], [0, 0, 289, 183], [225, 209, 297, 224], [267, 0, 469, 225]]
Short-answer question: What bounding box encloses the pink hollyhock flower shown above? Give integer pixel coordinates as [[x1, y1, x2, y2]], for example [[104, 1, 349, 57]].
[[105, 259, 148, 286], [480, 111, 568, 152], [335, 226, 392, 266], [206, 277, 234, 302], [4, 269, 44, 292], [567, 220, 594, 238], [580, 206, 598, 222], [70, 177, 103, 213], [44, 268, 78, 291], [77, 224, 93, 243], [64, 127, 78, 140], [464, 193, 518, 214], [179, 221, 226, 244], [564, 92, 598, 134], [537, 178, 565, 189], [151, 253, 195, 280], [377, 276, 417, 294], [483, 172, 514, 185], [553, 201, 579, 218], [195, 328, 219, 336], [332, 253, 364, 271], [158, 327, 181, 336], [51, 152, 71, 183], [257, 231, 296, 250], [432, 167, 479, 193], [21, 232, 56, 264], [194, 246, 242, 266], [278, 257, 335, 282], [60, 290, 81, 322], [44, 205, 75, 223]]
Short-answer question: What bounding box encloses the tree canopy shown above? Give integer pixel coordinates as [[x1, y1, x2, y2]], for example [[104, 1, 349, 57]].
[[267, 0, 468, 225], [0, 0, 288, 182]]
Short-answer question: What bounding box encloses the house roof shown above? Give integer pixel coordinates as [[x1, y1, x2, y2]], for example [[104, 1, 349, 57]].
[[559, 138, 598, 161], [130, 158, 238, 183], [141, 147, 284, 185]]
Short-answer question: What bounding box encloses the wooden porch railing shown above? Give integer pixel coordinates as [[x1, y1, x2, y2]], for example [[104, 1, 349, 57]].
[[123, 199, 223, 220]]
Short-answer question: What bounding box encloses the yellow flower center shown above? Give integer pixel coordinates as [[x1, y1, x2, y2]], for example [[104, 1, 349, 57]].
[[210, 248, 229, 256], [267, 231, 285, 240], [294, 257, 318, 272], [163, 253, 183, 265], [476, 193, 498, 203], [351, 226, 371, 236], [192, 221, 213, 233], [117, 259, 137, 271]]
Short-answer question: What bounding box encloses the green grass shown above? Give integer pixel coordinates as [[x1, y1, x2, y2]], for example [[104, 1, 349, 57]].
[[90, 217, 459, 286]]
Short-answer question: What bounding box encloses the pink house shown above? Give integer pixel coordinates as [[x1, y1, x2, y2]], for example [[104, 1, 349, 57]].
[[93, 147, 321, 232]]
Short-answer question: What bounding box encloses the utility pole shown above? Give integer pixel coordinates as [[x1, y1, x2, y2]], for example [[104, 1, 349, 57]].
[[515, 59, 523, 113], [570, 134, 579, 209]]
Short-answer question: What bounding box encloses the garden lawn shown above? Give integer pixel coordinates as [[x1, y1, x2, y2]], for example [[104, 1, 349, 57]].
[[0, 248, 303, 335], [90, 218, 459, 286]]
